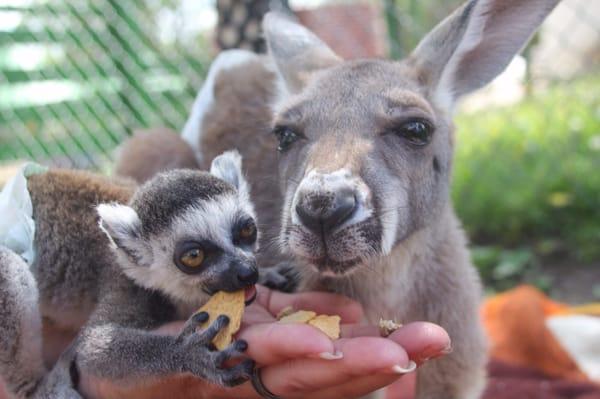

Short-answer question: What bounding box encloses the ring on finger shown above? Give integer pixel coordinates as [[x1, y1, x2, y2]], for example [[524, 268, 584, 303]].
[[251, 367, 281, 399]]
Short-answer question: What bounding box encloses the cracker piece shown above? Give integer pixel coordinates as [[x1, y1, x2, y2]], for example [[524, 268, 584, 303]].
[[276, 305, 295, 320], [278, 310, 317, 324], [196, 290, 245, 350], [308, 315, 341, 339]]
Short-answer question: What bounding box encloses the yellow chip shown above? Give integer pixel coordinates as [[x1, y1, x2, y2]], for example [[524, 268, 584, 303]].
[[277, 309, 342, 340], [308, 314, 341, 339], [276, 305, 295, 320], [195, 290, 245, 350], [278, 310, 317, 324]]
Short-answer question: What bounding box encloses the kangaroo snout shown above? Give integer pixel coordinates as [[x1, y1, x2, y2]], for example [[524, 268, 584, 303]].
[[295, 188, 357, 234], [292, 169, 371, 236], [285, 168, 382, 274]]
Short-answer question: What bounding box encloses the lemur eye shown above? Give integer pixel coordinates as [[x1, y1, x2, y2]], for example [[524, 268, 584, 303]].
[[239, 223, 256, 241], [174, 241, 206, 274], [180, 248, 204, 268], [273, 126, 300, 152], [392, 119, 434, 147], [234, 219, 257, 246]]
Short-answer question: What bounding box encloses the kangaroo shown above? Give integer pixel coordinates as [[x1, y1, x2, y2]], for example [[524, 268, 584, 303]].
[[114, 128, 200, 184], [186, 0, 561, 397]]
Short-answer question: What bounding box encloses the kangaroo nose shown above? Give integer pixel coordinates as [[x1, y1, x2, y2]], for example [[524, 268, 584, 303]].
[[296, 189, 357, 234], [237, 265, 259, 285]]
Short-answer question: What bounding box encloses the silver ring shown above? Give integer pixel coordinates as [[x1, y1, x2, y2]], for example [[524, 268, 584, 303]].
[[251, 367, 281, 399]]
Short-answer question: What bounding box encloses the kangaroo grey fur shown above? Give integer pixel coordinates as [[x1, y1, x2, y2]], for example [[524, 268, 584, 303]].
[[0, 151, 257, 398], [191, 1, 560, 397]]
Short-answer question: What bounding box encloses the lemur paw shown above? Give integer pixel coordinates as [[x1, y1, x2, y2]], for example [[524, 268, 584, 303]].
[[259, 262, 299, 293], [177, 312, 254, 387], [218, 357, 255, 387], [177, 311, 212, 341]]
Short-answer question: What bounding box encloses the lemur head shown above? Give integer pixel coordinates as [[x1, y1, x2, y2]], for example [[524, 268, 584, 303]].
[[97, 151, 258, 305]]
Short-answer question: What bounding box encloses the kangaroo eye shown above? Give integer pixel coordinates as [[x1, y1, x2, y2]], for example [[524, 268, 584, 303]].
[[393, 119, 434, 147], [273, 126, 300, 152]]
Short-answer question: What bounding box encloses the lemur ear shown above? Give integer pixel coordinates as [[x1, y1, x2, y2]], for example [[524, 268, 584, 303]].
[[210, 150, 250, 201], [97, 203, 142, 251]]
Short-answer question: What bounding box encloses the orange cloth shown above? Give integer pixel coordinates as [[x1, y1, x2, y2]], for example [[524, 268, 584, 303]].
[[481, 285, 588, 382]]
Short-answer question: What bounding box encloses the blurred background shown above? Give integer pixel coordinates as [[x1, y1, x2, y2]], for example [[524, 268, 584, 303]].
[[0, 0, 598, 301]]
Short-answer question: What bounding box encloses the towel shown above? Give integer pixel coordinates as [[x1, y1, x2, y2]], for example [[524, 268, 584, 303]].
[[0, 163, 47, 264]]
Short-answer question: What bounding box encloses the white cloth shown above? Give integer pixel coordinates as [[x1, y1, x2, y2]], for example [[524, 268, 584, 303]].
[[547, 314, 600, 381], [0, 163, 47, 264]]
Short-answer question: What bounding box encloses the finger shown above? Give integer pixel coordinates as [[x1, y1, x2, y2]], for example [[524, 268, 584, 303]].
[[241, 303, 277, 325], [256, 285, 363, 323], [385, 374, 417, 399], [211, 335, 415, 399], [232, 374, 404, 399], [340, 324, 379, 337], [237, 322, 337, 364], [256, 336, 411, 395], [388, 322, 451, 365], [308, 374, 403, 399], [342, 322, 451, 365]]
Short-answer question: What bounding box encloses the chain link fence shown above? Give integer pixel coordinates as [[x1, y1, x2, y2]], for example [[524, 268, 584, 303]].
[[0, 0, 214, 169]]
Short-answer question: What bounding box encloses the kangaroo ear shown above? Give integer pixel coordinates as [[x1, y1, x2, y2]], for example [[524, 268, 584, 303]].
[[97, 203, 141, 251], [410, 0, 559, 110], [263, 12, 341, 94], [210, 150, 250, 202]]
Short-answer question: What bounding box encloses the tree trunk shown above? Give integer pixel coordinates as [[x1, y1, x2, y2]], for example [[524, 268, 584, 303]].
[[215, 0, 291, 53]]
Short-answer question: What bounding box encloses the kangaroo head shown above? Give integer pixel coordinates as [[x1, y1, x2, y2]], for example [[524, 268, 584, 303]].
[[264, 0, 558, 276]]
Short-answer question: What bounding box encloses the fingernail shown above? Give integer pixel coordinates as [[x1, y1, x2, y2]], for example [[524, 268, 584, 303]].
[[318, 350, 344, 360], [390, 360, 417, 374], [418, 344, 452, 363]]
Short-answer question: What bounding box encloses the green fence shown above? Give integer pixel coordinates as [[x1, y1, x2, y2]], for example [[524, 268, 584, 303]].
[[0, 0, 213, 169]]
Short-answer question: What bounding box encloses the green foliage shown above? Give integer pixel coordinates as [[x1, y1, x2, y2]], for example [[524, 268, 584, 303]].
[[471, 244, 560, 294], [471, 246, 535, 293], [383, 0, 462, 58], [593, 284, 600, 300], [453, 76, 600, 263]]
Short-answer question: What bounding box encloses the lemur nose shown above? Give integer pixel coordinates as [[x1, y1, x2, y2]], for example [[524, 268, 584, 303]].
[[296, 189, 357, 235], [237, 266, 259, 285]]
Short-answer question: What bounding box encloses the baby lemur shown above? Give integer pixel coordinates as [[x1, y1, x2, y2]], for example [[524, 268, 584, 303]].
[[0, 151, 258, 398]]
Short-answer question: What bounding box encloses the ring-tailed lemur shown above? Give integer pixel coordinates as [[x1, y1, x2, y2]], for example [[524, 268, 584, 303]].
[[0, 151, 258, 398]]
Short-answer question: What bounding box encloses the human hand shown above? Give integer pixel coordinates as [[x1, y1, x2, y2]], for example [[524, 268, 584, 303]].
[[79, 286, 450, 399]]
